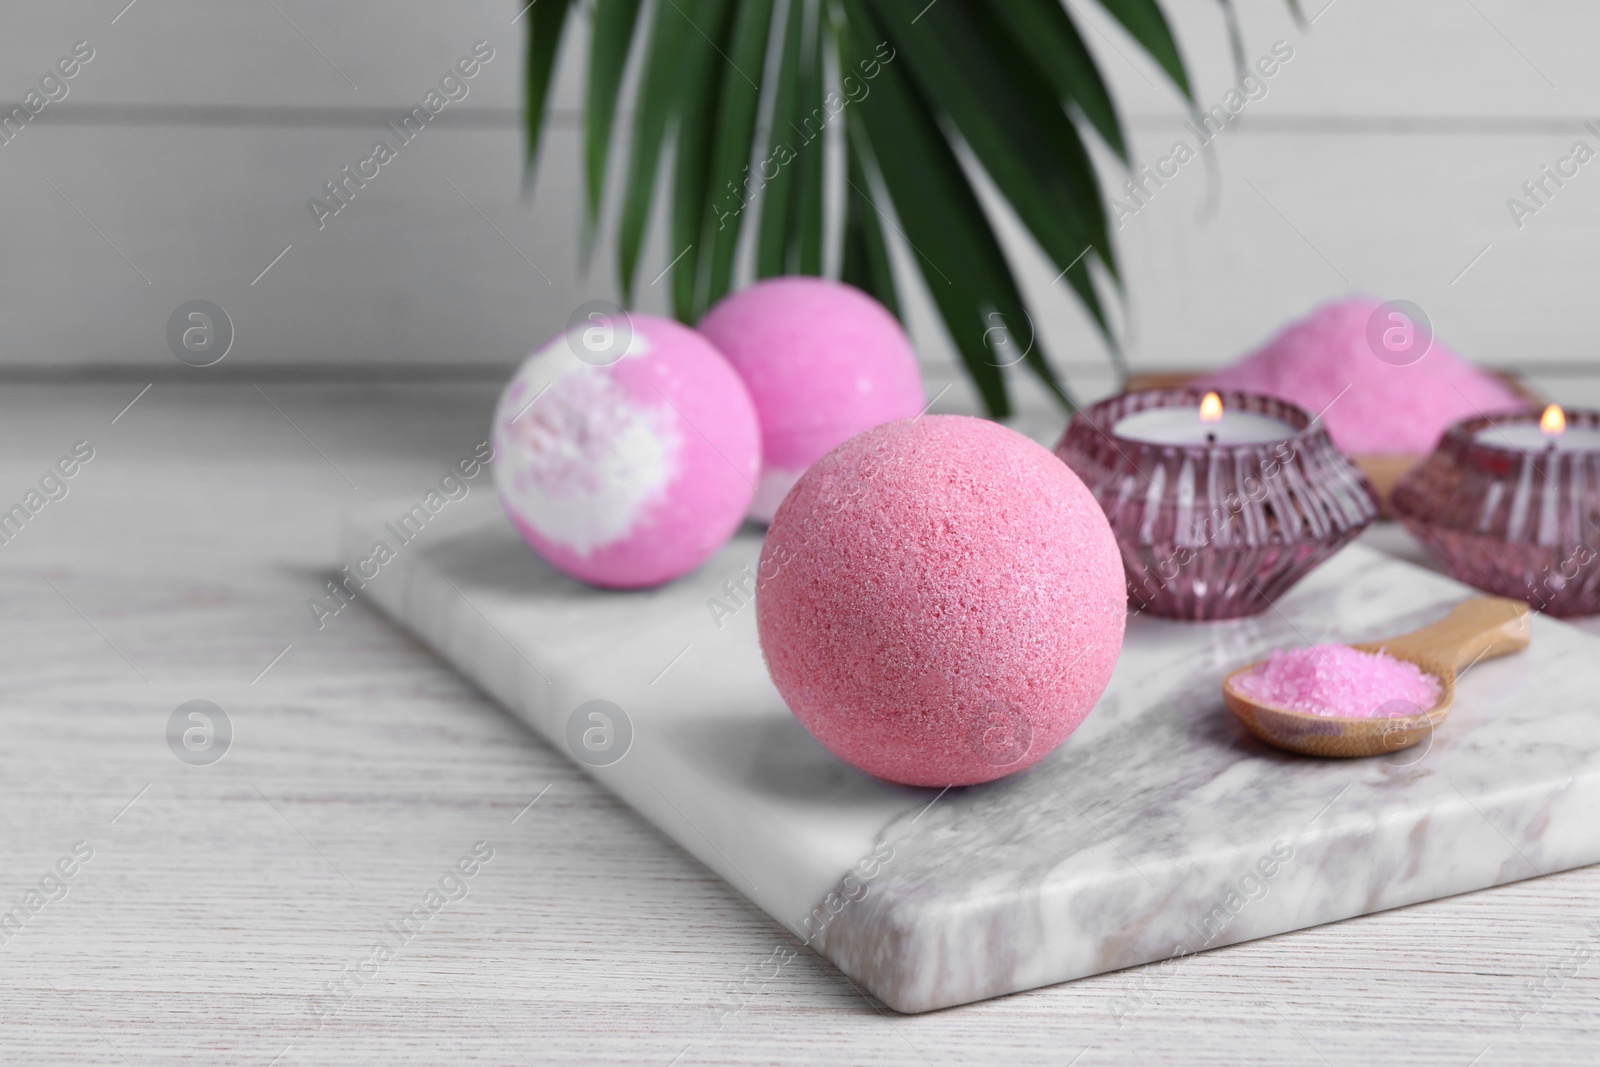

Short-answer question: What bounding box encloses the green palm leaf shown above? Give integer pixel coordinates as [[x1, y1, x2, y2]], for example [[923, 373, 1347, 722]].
[[583, 0, 644, 224], [668, 0, 736, 320], [791, 0, 825, 276], [521, 0, 1221, 417], [866, 0, 1119, 362], [754, 0, 807, 279], [839, 0, 1041, 417], [522, 0, 576, 180], [1094, 0, 1193, 100], [616, 2, 692, 303], [840, 115, 900, 321], [986, 0, 1126, 162], [701, 0, 777, 311]]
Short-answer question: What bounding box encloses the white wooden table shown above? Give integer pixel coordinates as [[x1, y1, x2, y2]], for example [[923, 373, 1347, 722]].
[[3, 381, 1599, 1066]]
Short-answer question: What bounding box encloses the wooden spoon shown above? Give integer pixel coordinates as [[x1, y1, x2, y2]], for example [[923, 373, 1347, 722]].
[[1222, 596, 1532, 758]]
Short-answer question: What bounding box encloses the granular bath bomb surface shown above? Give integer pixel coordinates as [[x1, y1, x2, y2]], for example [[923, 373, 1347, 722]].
[[492, 312, 759, 589], [756, 415, 1126, 787], [1198, 296, 1525, 454], [699, 278, 924, 522]]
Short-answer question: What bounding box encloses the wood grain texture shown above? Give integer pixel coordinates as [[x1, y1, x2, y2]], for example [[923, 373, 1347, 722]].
[[1, 385, 1599, 1064]]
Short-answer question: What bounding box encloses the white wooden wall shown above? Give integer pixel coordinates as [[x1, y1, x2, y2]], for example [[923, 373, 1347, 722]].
[[2, 1, 1596, 402]]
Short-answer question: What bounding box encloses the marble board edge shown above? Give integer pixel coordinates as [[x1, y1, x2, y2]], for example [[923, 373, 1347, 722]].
[[337, 499, 1600, 1017], [336, 498, 926, 954], [807, 548, 1600, 1012]]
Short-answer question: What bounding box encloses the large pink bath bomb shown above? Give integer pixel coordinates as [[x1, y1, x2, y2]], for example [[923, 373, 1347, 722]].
[[492, 312, 759, 589], [1198, 296, 1526, 454], [756, 415, 1126, 787], [700, 278, 924, 521]]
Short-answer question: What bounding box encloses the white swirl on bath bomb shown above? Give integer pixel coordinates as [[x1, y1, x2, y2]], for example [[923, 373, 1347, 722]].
[[493, 326, 681, 556]]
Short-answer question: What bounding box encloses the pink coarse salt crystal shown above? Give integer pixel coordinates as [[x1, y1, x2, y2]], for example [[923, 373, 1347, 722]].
[[1234, 644, 1441, 719]]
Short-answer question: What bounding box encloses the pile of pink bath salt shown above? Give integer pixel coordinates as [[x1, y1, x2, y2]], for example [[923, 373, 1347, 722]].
[[1198, 296, 1525, 454], [1234, 644, 1441, 718]]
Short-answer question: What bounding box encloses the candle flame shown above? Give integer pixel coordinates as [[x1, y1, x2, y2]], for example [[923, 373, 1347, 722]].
[[1541, 403, 1566, 436], [1199, 392, 1223, 424]]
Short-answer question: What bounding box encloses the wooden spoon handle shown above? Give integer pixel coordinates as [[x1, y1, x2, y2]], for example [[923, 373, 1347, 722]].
[[1369, 596, 1531, 673]]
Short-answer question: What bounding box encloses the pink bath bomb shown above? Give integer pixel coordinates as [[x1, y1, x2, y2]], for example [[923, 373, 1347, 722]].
[[492, 312, 759, 589], [756, 415, 1126, 787], [699, 277, 925, 521], [1198, 296, 1527, 454]]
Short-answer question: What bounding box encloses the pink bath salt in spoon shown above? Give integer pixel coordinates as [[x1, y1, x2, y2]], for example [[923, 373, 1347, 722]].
[[1232, 645, 1440, 719], [1222, 597, 1531, 758]]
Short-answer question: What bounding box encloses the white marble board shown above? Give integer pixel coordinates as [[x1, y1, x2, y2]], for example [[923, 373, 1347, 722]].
[[340, 496, 1600, 1013]]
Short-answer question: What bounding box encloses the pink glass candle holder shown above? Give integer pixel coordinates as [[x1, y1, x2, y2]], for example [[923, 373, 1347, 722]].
[[1055, 388, 1379, 620], [1391, 406, 1600, 616]]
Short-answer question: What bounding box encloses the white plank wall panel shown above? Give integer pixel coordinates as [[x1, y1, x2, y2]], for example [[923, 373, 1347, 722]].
[[0, 124, 661, 368], [0, 0, 563, 109], [1072, 126, 1600, 370], [6, 120, 1593, 379], [1094, 0, 1591, 117], [3, 1, 1591, 116], [2, 0, 1599, 382]]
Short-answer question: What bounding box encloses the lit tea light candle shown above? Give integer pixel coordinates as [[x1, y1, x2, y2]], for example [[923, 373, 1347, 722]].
[[1475, 404, 1600, 451], [1058, 388, 1378, 619], [1113, 391, 1296, 446], [1394, 404, 1600, 616]]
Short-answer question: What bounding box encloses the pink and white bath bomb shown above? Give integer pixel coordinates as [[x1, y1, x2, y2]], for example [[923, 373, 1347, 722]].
[[699, 278, 924, 521], [492, 312, 759, 589], [756, 415, 1126, 787]]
